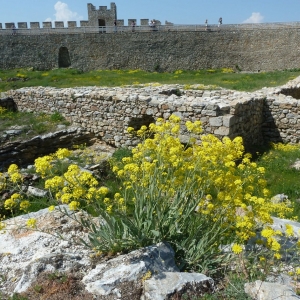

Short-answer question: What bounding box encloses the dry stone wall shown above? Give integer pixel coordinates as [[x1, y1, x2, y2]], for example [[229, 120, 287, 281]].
[[1, 27, 300, 72], [5, 77, 300, 149], [0, 88, 265, 148]]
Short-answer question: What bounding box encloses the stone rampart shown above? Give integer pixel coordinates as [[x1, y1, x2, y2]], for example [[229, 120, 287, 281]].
[[1, 26, 300, 72], [5, 77, 300, 149]]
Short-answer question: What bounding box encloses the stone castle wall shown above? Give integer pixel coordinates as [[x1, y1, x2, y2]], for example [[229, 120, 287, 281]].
[[1, 27, 300, 72], [4, 77, 300, 150]]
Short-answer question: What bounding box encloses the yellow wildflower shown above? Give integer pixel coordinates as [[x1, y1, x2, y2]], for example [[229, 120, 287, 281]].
[[285, 224, 294, 237], [48, 205, 55, 212], [19, 200, 30, 211], [232, 244, 243, 254], [69, 201, 80, 211], [26, 218, 37, 228]]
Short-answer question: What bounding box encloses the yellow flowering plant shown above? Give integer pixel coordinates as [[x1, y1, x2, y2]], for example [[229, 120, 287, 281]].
[[103, 115, 298, 272], [118, 116, 292, 242], [33, 148, 111, 213], [0, 164, 32, 218], [0, 146, 110, 220]]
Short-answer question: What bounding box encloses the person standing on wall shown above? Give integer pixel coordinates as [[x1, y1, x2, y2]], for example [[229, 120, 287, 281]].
[[218, 17, 222, 27], [132, 20, 136, 32], [12, 24, 17, 35], [152, 20, 156, 31], [114, 19, 117, 33]]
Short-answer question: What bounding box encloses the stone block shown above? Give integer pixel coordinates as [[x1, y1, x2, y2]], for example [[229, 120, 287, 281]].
[[5, 23, 15, 29], [17, 22, 27, 29], [55, 21, 64, 28], [140, 19, 149, 26], [209, 117, 223, 127], [80, 21, 89, 27], [214, 126, 230, 136], [128, 19, 137, 26], [223, 115, 236, 127], [42, 22, 52, 28], [144, 272, 214, 300], [68, 21, 77, 28], [245, 280, 299, 300], [202, 110, 217, 116], [30, 22, 40, 29], [279, 103, 294, 109], [177, 106, 187, 112]]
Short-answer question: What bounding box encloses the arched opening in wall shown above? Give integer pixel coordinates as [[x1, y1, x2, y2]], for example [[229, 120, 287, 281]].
[[128, 115, 156, 132], [58, 47, 71, 68], [98, 19, 106, 33]]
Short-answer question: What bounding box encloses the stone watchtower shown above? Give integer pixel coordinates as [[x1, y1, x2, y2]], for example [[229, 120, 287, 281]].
[[87, 2, 117, 27]]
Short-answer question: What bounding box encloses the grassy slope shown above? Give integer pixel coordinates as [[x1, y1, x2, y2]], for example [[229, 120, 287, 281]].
[[1, 68, 300, 92]]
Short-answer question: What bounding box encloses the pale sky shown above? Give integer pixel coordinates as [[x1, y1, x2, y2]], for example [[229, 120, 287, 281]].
[[0, 0, 300, 27]]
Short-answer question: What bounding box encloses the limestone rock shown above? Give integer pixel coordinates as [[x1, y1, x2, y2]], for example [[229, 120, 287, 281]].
[[291, 159, 300, 170], [244, 280, 300, 300], [27, 186, 47, 197], [271, 194, 289, 204], [82, 242, 179, 298], [143, 272, 214, 300], [0, 206, 94, 296]]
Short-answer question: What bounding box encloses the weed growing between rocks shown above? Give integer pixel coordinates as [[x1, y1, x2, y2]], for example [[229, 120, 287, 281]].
[[1, 116, 300, 296], [16, 271, 94, 300]]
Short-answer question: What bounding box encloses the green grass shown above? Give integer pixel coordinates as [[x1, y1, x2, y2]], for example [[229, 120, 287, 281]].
[[200, 273, 252, 300], [1, 68, 300, 92], [0, 110, 70, 140], [256, 145, 300, 219]]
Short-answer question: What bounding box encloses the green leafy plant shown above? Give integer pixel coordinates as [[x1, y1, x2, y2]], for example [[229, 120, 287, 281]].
[[33, 285, 43, 293], [50, 111, 65, 122]]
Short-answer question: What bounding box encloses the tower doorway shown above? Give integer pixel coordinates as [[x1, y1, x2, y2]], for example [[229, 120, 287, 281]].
[[98, 19, 106, 33]]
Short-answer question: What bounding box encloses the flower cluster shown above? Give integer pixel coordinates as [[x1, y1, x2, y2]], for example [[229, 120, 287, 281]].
[[0, 107, 7, 114], [7, 164, 23, 183], [113, 116, 295, 253], [48, 163, 108, 210], [34, 155, 53, 178]]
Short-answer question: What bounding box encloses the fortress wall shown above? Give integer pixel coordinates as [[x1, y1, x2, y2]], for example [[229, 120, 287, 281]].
[[0, 28, 300, 72], [5, 86, 266, 149]]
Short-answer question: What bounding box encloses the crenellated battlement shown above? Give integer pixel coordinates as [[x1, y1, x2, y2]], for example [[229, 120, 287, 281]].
[[2, 2, 300, 30], [1, 2, 158, 29]]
